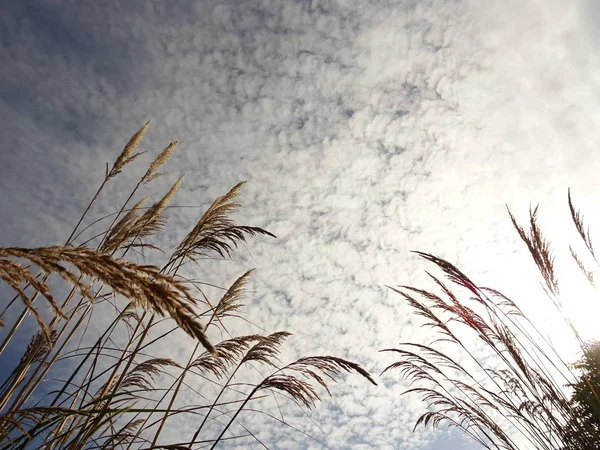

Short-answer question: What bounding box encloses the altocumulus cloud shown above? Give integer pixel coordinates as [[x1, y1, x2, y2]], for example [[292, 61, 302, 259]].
[[1, 0, 600, 448]]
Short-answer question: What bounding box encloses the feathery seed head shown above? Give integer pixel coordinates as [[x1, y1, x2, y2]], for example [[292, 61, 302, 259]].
[[109, 120, 152, 177], [143, 141, 178, 183]]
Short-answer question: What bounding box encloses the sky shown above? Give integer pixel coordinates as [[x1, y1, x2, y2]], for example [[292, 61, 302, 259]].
[[2, 0, 600, 448]]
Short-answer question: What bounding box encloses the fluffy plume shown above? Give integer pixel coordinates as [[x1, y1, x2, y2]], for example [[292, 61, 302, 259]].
[[109, 120, 151, 178], [143, 141, 178, 183], [0, 246, 214, 352], [172, 182, 275, 263]]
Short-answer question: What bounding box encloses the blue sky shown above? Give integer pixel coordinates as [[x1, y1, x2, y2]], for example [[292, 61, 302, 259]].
[[2, 0, 600, 448]]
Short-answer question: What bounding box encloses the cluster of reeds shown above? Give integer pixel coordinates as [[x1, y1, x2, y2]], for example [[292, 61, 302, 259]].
[[0, 122, 375, 449], [383, 194, 600, 449]]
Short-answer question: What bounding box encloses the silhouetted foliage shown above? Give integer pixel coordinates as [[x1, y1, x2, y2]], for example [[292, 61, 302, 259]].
[[384, 191, 600, 449], [565, 340, 600, 449]]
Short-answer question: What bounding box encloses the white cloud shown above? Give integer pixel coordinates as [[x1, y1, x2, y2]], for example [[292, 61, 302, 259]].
[[2, 0, 599, 448]]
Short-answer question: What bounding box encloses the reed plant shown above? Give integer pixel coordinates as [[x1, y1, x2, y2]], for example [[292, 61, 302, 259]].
[[0, 122, 375, 449], [383, 194, 600, 449]]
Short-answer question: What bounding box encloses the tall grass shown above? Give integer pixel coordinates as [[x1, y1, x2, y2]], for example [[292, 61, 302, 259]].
[[0, 122, 375, 449], [383, 194, 600, 449]]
